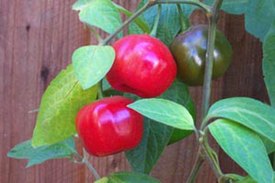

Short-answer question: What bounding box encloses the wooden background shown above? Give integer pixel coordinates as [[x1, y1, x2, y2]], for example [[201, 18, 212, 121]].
[[0, 0, 268, 183]]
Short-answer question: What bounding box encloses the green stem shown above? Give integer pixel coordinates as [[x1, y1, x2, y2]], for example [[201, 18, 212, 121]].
[[150, 4, 162, 37], [90, 28, 103, 43], [186, 147, 205, 183], [186, 0, 224, 182], [200, 0, 222, 119], [176, 4, 190, 32], [155, 0, 211, 12], [83, 149, 101, 180], [97, 80, 104, 99], [101, 1, 154, 45], [202, 133, 223, 178]]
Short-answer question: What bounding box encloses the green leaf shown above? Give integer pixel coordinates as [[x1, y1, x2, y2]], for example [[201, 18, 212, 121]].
[[205, 0, 248, 15], [263, 20, 275, 107], [112, 2, 150, 34], [206, 0, 275, 40], [160, 80, 195, 144], [72, 0, 92, 10], [128, 98, 195, 130], [245, 0, 275, 41], [209, 119, 274, 183], [125, 80, 195, 173], [207, 97, 275, 144], [73, 0, 122, 35], [133, 1, 194, 45], [125, 118, 173, 173], [32, 65, 98, 147], [72, 45, 115, 89], [237, 176, 257, 183], [95, 172, 160, 183], [8, 137, 76, 167]]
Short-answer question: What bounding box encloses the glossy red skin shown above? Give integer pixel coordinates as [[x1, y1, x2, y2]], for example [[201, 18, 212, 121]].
[[107, 34, 177, 98], [76, 96, 143, 157]]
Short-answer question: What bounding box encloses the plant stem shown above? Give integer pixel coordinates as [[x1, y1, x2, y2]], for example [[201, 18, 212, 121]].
[[150, 4, 162, 37], [90, 28, 103, 43], [155, 0, 211, 13], [200, 0, 222, 119], [176, 4, 190, 32], [82, 149, 101, 180], [101, 1, 154, 45], [202, 134, 223, 178], [97, 80, 104, 99], [186, 0, 224, 182], [186, 147, 205, 183]]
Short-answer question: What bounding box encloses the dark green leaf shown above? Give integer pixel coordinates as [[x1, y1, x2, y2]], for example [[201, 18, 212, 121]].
[[125, 80, 195, 173], [132, 1, 194, 45], [245, 0, 275, 41], [128, 98, 194, 130], [209, 119, 273, 183], [263, 20, 275, 107], [72, 45, 115, 89], [205, 0, 248, 15], [207, 97, 275, 144], [73, 0, 121, 35], [8, 137, 76, 167], [95, 172, 160, 183], [125, 118, 173, 173], [32, 65, 98, 147], [206, 0, 275, 40]]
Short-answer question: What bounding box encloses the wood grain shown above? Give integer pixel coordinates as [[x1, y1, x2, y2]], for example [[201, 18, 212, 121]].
[[0, 1, 267, 183]]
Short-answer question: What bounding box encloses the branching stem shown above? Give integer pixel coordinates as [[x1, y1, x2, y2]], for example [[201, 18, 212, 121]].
[[101, 1, 154, 45], [155, 0, 211, 12]]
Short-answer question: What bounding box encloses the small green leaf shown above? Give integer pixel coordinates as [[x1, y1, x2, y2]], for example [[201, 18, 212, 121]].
[[207, 97, 275, 144], [72, 45, 115, 89], [72, 0, 92, 11], [95, 172, 160, 183], [112, 2, 150, 34], [263, 20, 275, 107], [8, 137, 76, 167], [125, 118, 173, 173], [128, 98, 194, 130], [74, 0, 122, 35], [32, 65, 98, 147], [209, 119, 273, 183]]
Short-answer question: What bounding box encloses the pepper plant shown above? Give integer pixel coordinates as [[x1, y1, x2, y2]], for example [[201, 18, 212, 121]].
[[8, 0, 275, 183]]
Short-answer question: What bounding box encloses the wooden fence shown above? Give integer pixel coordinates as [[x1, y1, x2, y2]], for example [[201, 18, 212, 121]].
[[0, 0, 267, 182]]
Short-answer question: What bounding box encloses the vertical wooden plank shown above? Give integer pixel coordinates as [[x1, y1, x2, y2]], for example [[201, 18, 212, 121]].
[[0, 0, 89, 182], [219, 14, 269, 175]]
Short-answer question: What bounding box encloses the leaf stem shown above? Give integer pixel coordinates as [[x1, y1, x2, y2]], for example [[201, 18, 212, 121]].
[[82, 149, 101, 180], [176, 4, 190, 32], [101, 1, 154, 45], [186, 147, 205, 183], [90, 27, 103, 43], [155, 0, 211, 13], [150, 4, 162, 37], [97, 80, 104, 99]]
